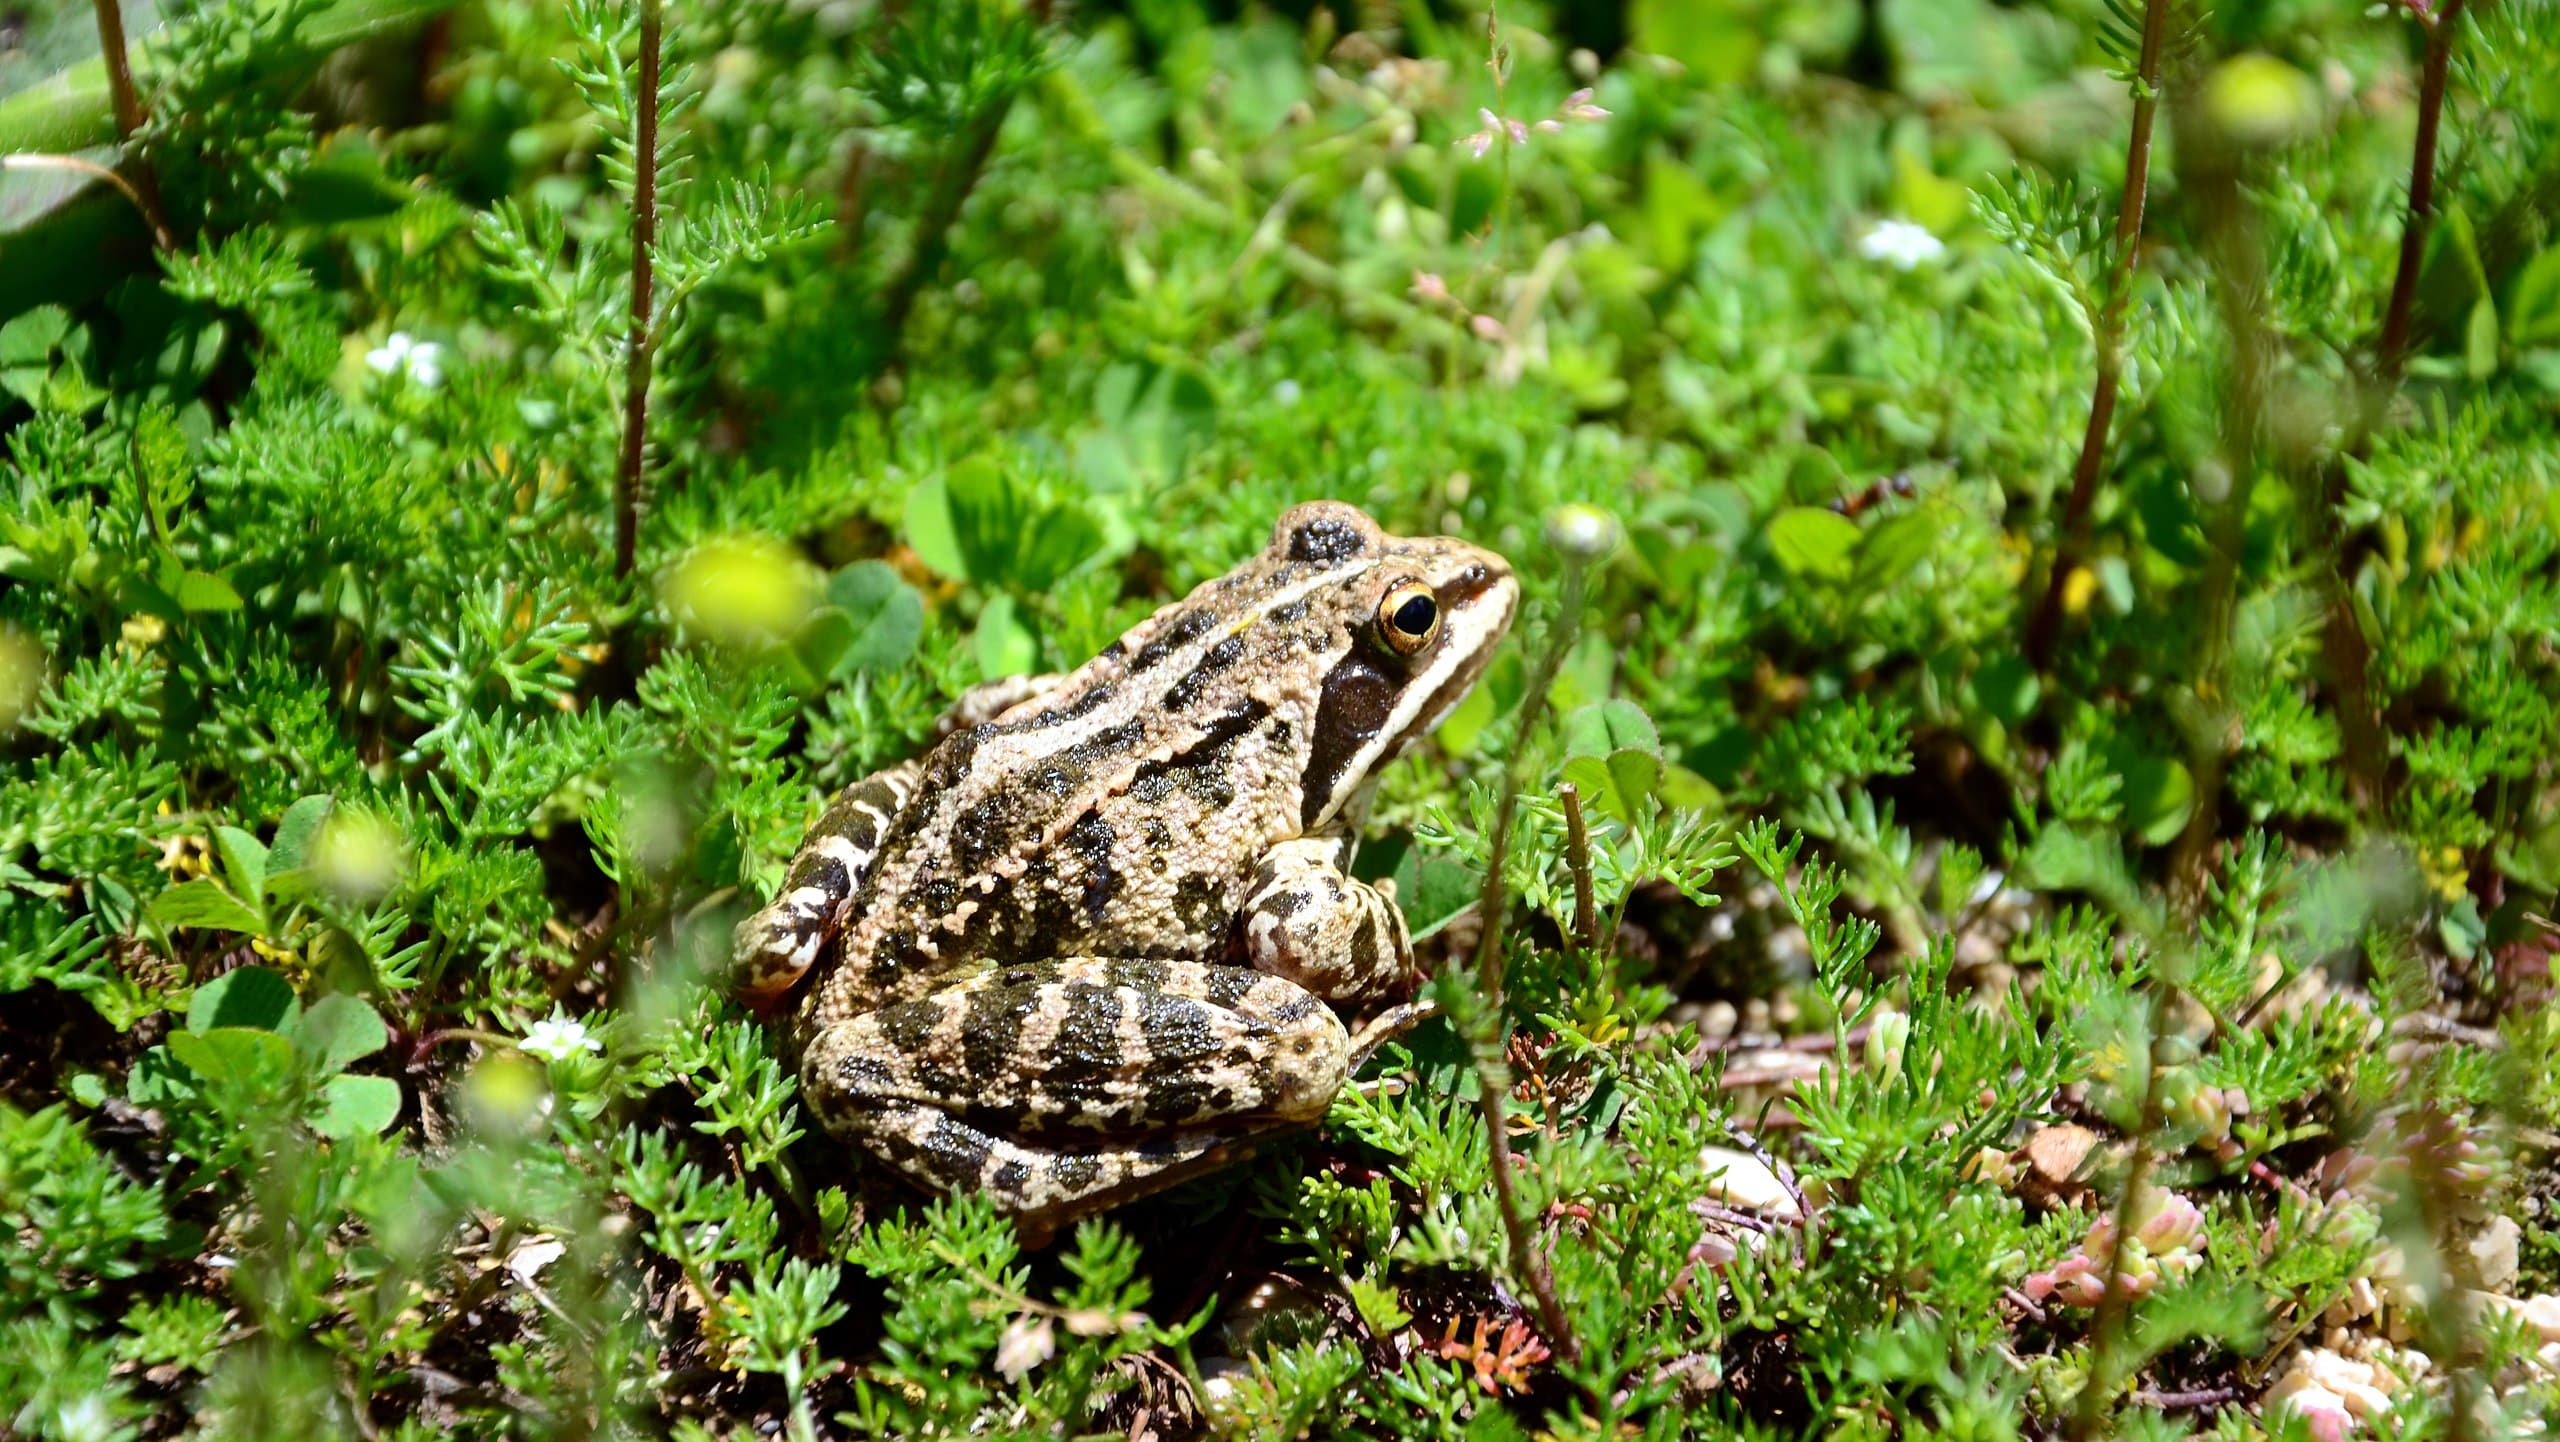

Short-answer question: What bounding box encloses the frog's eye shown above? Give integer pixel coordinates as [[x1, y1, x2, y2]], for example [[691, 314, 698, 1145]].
[[1377, 581, 1440, 656]]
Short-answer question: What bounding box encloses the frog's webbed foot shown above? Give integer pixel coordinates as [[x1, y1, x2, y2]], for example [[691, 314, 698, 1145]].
[[1346, 998, 1439, 1070], [730, 761, 920, 1010], [1238, 836, 1416, 1007], [800, 958, 1352, 1224]]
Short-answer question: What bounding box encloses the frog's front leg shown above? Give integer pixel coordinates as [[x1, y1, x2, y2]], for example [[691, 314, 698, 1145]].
[[1238, 836, 1417, 1008], [800, 958, 1350, 1227], [731, 761, 921, 1010], [730, 675, 1064, 1010]]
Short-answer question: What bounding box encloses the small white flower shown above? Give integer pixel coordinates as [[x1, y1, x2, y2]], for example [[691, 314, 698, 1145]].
[[365, 331, 445, 387], [1857, 218, 1947, 271], [53, 1395, 118, 1442], [995, 1316, 1055, 1381], [520, 1011, 600, 1063]]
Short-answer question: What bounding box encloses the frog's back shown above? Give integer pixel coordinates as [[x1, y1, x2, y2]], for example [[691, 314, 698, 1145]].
[[801, 533, 1352, 1029]]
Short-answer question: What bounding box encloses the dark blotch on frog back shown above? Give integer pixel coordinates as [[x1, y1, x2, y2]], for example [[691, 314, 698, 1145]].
[[1287, 516, 1370, 563], [1067, 812, 1118, 925], [1042, 983, 1132, 1093], [1130, 605, 1222, 673], [1017, 679, 1118, 730], [1161, 634, 1247, 712]]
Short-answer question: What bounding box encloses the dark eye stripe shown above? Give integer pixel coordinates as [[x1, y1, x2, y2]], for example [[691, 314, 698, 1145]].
[[1301, 651, 1396, 830]]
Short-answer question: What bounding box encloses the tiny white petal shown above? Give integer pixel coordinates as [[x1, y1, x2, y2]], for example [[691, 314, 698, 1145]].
[[1857, 218, 1947, 270], [520, 1012, 600, 1062]]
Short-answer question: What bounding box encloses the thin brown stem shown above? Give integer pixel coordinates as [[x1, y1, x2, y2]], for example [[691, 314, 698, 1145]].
[[88, 0, 173, 250], [1461, 568, 1589, 1368], [94, 0, 146, 138], [2023, 0, 2173, 669], [2307, 0, 2471, 812], [1558, 782, 1599, 954], [0, 153, 171, 250], [614, 0, 663, 581], [2375, 0, 2469, 389]]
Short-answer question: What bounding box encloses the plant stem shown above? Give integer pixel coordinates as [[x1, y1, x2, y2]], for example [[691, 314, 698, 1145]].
[[2375, 0, 2469, 389], [88, 0, 173, 250], [1559, 781, 1598, 954], [1462, 565, 1589, 1368], [2307, 0, 2471, 812], [613, 0, 662, 582], [2023, 0, 2172, 669], [0, 153, 170, 249], [2167, 80, 2276, 902], [2062, 1002, 2167, 1442]]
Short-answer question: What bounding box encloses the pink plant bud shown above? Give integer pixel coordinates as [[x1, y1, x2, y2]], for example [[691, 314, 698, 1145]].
[[1410, 271, 1452, 305], [1469, 313, 1507, 341], [2269, 1381, 2355, 1442], [2025, 1255, 2112, 1309], [1534, 118, 1561, 133], [1562, 87, 1611, 120], [2134, 1191, 2205, 1255], [2054, 1257, 2110, 1308]]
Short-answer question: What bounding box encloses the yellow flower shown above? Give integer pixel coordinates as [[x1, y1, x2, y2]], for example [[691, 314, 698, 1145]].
[[2420, 845, 2468, 903], [2060, 565, 2099, 616]]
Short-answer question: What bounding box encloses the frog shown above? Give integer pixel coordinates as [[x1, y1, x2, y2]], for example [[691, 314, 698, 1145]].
[[730, 501, 1517, 1233]]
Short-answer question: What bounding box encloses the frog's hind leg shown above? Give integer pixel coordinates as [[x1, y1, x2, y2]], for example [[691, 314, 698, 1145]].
[[864, 1101, 1277, 1237], [801, 959, 1353, 1225], [730, 761, 921, 1010]]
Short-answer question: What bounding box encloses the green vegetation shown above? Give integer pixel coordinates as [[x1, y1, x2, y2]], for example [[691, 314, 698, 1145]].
[[4, 0, 2559, 1435]]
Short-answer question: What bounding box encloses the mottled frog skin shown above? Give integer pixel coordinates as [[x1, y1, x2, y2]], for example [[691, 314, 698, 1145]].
[[732, 502, 1516, 1230]]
